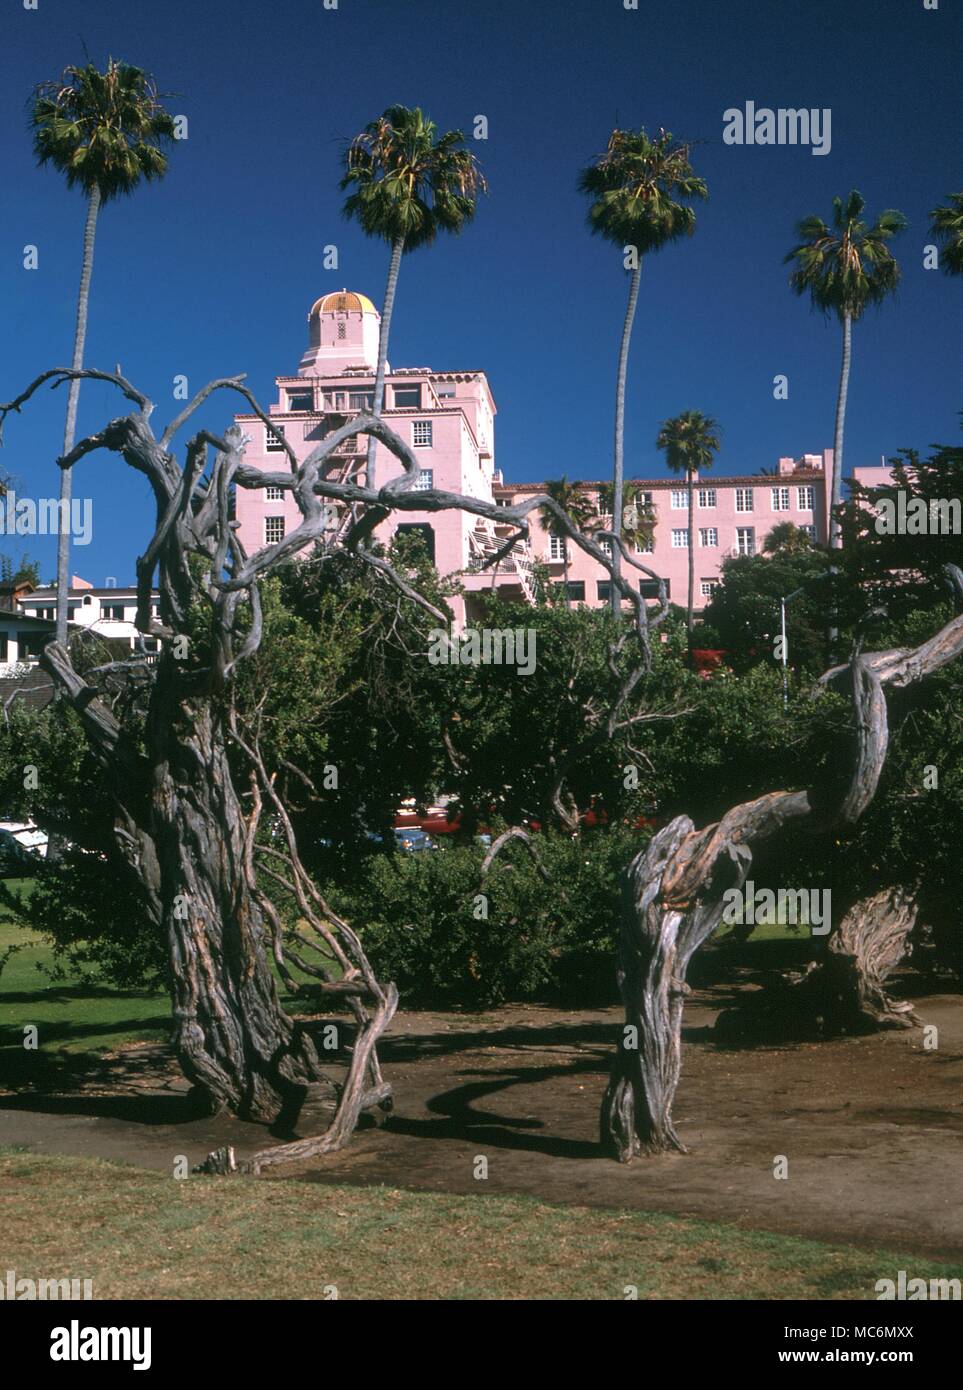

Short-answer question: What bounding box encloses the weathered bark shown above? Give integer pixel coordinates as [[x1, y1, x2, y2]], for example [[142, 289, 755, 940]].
[[808, 887, 919, 1032], [601, 591, 963, 1160], [602, 791, 810, 1159], [151, 689, 329, 1122], [716, 888, 920, 1043]]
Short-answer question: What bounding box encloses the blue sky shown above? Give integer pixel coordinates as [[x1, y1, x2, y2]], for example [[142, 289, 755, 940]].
[[0, 0, 960, 586]]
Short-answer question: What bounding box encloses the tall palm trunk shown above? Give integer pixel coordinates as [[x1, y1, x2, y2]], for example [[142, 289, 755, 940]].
[[610, 263, 642, 616], [830, 311, 852, 551], [686, 466, 696, 634], [366, 234, 405, 493], [56, 185, 101, 645], [826, 310, 852, 656]]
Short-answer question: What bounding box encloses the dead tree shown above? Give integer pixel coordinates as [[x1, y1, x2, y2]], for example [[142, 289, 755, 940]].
[[1, 366, 667, 1171], [715, 886, 920, 1043], [601, 580, 963, 1160], [802, 886, 920, 1031]]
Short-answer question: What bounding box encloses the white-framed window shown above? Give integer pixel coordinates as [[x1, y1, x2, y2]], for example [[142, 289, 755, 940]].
[[637, 535, 654, 554], [549, 533, 566, 562], [670, 489, 688, 510], [700, 580, 720, 599], [265, 485, 285, 501], [799, 523, 817, 540], [496, 496, 511, 507], [265, 516, 286, 545], [413, 469, 433, 492], [598, 537, 613, 558], [265, 424, 285, 452], [771, 486, 790, 511], [671, 528, 688, 548], [698, 488, 716, 508], [797, 485, 815, 511], [286, 390, 313, 412], [699, 527, 718, 547], [736, 526, 755, 555], [735, 487, 754, 512], [412, 420, 433, 448], [104, 604, 126, 621]]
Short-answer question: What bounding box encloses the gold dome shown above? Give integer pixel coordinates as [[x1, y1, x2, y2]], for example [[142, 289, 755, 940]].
[[309, 290, 378, 318]]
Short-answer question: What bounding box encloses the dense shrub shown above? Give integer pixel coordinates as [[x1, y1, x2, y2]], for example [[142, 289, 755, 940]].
[[324, 827, 645, 1008]]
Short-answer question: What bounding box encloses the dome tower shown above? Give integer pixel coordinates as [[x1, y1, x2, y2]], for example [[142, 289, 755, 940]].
[[298, 289, 382, 377]]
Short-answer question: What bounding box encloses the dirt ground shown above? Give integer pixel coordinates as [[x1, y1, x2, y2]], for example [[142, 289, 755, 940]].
[[3, 958, 962, 1260]]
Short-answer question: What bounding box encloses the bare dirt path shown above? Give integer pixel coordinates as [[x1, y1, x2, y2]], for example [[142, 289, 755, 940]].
[[3, 983, 962, 1259]]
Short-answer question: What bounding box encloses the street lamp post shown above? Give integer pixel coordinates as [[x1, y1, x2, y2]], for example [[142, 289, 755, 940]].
[[780, 571, 832, 709]]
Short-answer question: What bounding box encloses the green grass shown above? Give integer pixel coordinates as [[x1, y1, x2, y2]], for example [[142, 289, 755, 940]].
[[0, 888, 170, 1061], [1, 1148, 960, 1300], [0, 884, 321, 1068]]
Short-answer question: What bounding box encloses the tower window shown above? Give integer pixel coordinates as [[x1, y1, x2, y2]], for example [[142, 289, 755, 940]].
[[337, 321, 346, 340]]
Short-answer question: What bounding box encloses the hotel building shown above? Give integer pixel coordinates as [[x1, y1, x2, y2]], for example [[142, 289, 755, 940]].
[[231, 290, 865, 625]]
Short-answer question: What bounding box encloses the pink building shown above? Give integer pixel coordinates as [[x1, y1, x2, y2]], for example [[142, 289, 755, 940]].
[[234, 289, 840, 623]]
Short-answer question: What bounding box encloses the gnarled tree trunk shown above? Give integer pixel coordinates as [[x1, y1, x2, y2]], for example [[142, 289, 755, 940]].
[[715, 888, 920, 1043], [601, 583, 963, 1160], [152, 690, 329, 1122], [806, 887, 919, 1033]]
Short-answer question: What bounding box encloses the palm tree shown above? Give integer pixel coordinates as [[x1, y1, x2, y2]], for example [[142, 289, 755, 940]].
[[578, 128, 707, 615], [539, 476, 595, 606], [785, 191, 906, 551], [341, 105, 486, 492], [763, 520, 814, 556], [930, 192, 963, 276], [595, 479, 656, 563], [30, 58, 175, 646], [656, 410, 721, 633]]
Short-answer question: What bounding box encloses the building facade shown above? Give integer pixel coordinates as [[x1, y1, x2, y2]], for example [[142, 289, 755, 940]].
[[229, 289, 867, 624], [2, 579, 161, 676]]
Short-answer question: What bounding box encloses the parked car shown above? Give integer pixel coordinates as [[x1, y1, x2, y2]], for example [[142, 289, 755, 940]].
[[0, 819, 48, 856], [393, 826, 437, 853]]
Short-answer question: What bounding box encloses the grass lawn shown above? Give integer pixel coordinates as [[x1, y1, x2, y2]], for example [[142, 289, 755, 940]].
[[0, 880, 330, 1066], [1, 1147, 960, 1300], [0, 883, 170, 1059]]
